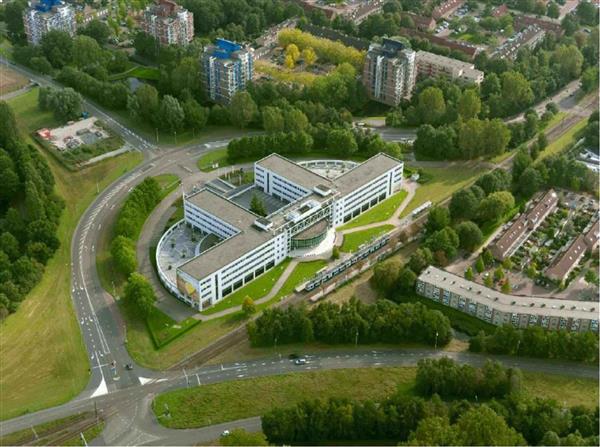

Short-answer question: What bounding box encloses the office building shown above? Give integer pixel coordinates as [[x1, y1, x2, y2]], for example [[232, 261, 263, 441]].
[[23, 0, 76, 45], [363, 37, 416, 106], [160, 153, 403, 310], [416, 51, 484, 85], [201, 38, 254, 104], [141, 0, 194, 46], [490, 190, 558, 261], [417, 266, 598, 333]]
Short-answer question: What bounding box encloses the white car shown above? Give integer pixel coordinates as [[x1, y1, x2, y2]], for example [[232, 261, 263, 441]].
[[222, 430, 230, 437]]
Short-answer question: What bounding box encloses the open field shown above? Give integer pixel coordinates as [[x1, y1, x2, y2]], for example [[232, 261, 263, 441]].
[[340, 190, 408, 230], [153, 367, 599, 429], [0, 91, 143, 420], [340, 225, 394, 253], [0, 151, 143, 421], [7, 87, 60, 134], [399, 164, 486, 218], [201, 260, 291, 316], [0, 65, 28, 95]]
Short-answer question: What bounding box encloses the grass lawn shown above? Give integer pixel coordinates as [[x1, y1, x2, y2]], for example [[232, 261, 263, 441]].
[[399, 164, 486, 218], [0, 89, 143, 421], [145, 305, 200, 348], [154, 173, 181, 192], [152, 367, 598, 429], [201, 260, 291, 316], [340, 225, 394, 253], [7, 87, 60, 133], [340, 190, 408, 230], [538, 117, 588, 161], [108, 65, 160, 81], [197, 147, 230, 172], [542, 111, 567, 130], [153, 368, 417, 428]]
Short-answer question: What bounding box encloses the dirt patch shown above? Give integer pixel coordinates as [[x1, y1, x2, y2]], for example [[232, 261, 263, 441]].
[[0, 66, 28, 95]]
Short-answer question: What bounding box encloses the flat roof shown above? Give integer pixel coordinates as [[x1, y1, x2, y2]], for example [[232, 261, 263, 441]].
[[419, 266, 597, 320], [334, 153, 403, 196], [256, 154, 332, 191], [179, 189, 273, 279]]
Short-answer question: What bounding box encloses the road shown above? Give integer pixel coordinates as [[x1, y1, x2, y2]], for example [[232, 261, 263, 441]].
[[0, 59, 597, 445], [1, 347, 597, 445]]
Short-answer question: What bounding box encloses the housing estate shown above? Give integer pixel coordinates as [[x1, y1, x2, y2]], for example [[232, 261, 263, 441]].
[[490, 190, 558, 261]]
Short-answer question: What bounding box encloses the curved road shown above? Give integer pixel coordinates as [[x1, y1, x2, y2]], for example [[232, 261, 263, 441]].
[[1, 59, 597, 445]]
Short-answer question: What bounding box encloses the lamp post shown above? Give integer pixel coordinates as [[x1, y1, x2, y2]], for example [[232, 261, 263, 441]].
[[434, 331, 439, 350]]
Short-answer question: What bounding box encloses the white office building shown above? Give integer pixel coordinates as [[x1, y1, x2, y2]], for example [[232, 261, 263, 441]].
[[165, 153, 403, 310]]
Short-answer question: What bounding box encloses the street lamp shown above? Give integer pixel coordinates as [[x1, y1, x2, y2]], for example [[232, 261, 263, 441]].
[[355, 329, 359, 347], [434, 331, 439, 350]]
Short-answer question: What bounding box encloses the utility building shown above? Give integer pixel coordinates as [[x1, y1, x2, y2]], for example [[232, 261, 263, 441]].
[[363, 37, 416, 106], [23, 0, 76, 45], [201, 38, 254, 104]]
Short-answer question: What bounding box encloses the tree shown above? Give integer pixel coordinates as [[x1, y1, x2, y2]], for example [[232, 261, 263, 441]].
[[229, 91, 258, 128], [450, 189, 480, 221], [425, 207, 450, 234], [250, 194, 267, 216], [302, 47, 317, 66], [482, 248, 494, 266], [285, 43, 300, 62], [501, 279, 511, 293], [584, 269, 598, 285], [512, 149, 533, 180], [475, 257, 485, 274], [159, 95, 184, 133], [327, 129, 357, 157], [129, 84, 159, 125], [284, 54, 295, 69], [0, 152, 19, 204], [456, 405, 525, 446], [78, 19, 111, 45], [123, 273, 156, 317], [418, 87, 446, 125], [425, 227, 460, 263], [371, 260, 402, 294], [465, 266, 474, 281], [409, 248, 433, 274], [43, 87, 83, 122], [5, 0, 26, 40], [407, 417, 459, 446], [476, 169, 512, 195], [170, 57, 202, 98], [111, 236, 137, 277], [547, 2, 560, 19], [456, 221, 483, 252], [40, 30, 74, 68], [397, 267, 417, 293], [242, 296, 256, 316], [581, 67, 599, 93], [500, 71, 534, 115], [551, 45, 584, 84], [72, 35, 105, 69], [183, 99, 208, 133], [517, 166, 543, 198], [261, 106, 284, 133], [494, 267, 505, 282], [576, 0, 599, 26], [457, 89, 481, 119]]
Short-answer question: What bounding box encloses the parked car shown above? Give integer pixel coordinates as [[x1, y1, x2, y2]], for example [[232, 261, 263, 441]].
[[294, 358, 307, 365]]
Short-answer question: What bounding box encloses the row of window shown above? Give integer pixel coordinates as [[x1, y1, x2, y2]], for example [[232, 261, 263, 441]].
[[185, 205, 239, 239]]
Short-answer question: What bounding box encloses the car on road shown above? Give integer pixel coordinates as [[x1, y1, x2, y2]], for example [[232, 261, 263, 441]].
[[222, 430, 230, 437], [294, 358, 307, 365], [125, 364, 133, 370]]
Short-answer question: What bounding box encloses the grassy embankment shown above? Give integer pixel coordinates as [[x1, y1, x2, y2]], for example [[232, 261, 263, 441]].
[[153, 367, 599, 429], [125, 259, 326, 370], [339, 190, 408, 230], [340, 225, 395, 253], [0, 87, 143, 420]]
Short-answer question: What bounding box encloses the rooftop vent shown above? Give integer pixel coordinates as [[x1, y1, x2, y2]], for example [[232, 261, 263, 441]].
[[253, 217, 273, 231]]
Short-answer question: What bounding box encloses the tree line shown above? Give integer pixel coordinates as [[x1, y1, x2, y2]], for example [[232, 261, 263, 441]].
[[247, 298, 452, 348], [261, 357, 599, 446], [110, 177, 162, 278], [470, 324, 599, 363], [0, 102, 64, 318]]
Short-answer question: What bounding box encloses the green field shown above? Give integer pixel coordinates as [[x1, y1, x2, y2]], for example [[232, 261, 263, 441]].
[[0, 89, 143, 420], [108, 65, 160, 81], [153, 367, 599, 429], [399, 164, 486, 218], [340, 190, 408, 230], [538, 117, 588, 161], [340, 225, 394, 253], [201, 260, 291, 316], [197, 148, 231, 172]]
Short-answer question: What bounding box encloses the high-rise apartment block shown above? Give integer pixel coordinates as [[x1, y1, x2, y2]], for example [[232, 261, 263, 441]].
[[141, 0, 193, 46], [201, 39, 254, 104], [363, 38, 416, 106], [23, 0, 76, 45]]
